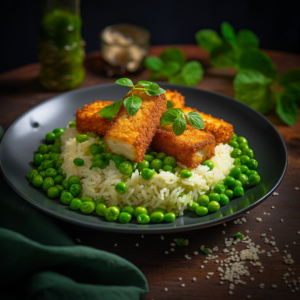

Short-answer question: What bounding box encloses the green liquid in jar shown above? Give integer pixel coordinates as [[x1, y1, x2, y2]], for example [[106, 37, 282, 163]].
[[39, 8, 85, 91]]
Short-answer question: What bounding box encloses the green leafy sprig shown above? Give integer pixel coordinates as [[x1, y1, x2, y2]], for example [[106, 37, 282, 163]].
[[99, 78, 166, 121], [144, 48, 204, 86], [196, 22, 300, 126], [161, 108, 205, 136]]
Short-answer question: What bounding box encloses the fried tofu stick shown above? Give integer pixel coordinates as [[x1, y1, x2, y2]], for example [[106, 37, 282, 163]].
[[165, 89, 185, 108], [152, 125, 216, 169], [105, 88, 167, 163], [76, 100, 114, 136], [182, 107, 234, 144]]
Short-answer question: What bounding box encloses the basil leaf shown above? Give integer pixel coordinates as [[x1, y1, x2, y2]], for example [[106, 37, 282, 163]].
[[181, 61, 204, 86], [195, 29, 223, 52], [275, 93, 298, 126], [167, 101, 174, 109], [161, 61, 181, 77], [159, 48, 186, 68], [124, 96, 142, 116], [221, 22, 237, 48], [234, 69, 273, 114], [143, 56, 164, 71], [115, 78, 134, 87], [99, 99, 123, 121], [210, 45, 237, 68], [161, 108, 183, 125], [187, 111, 205, 129], [238, 50, 277, 79], [145, 87, 166, 96], [136, 81, 159, 92], [173, 114, 187, 136], [236, 29, 259, 51]]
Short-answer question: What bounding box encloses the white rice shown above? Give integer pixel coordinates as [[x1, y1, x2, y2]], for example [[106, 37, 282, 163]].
[[60, 126, 234, 215]]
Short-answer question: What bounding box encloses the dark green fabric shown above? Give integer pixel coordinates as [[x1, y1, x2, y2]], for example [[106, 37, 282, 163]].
[[0, 126, 148, 300]]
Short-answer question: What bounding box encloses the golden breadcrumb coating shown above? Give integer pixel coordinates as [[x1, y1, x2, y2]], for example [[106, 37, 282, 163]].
[[152, 125, 216, 169], [105, 88, 167, 163], [165, 89, 185, 108], [76, 100, 114, 136], [182, 107, 234, 144]]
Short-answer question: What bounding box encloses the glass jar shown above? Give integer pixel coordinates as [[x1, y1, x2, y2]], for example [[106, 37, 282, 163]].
[[39, 0, 85, 91], [100, 24, 150, 77]]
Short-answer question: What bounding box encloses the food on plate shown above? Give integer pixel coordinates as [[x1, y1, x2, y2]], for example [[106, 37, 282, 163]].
[[165, 89, 185, 108], [105, 88, 167, 163], [76, 100, 114, 136], [151, 125, 215, 169]]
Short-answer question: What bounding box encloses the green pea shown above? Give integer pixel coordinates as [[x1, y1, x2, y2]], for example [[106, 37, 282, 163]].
[[152, 208, 167, 215], [115, 182, 127, 194], [214, 183, 226, 194], [150, 159, 164, 172], [163, 156, 176, 168], [180, 169, 192, 178], [45, 168, 57, 178], [42, 177, 54, 191], [209, 193, 220, 202], [62, 179, 69, 190], [70, 184, 82, 197], [238, 174, 248, 185], [150, 152, 158, 157], [231, 133, 238, 141], [156, 152, 167, 160], [43, 154, 51, 161], [80, 201, 96, 214], [247, 170, 258, 177], [37, 165, 44, 172], [233, 158, 241, 167], [73, 158, 84, 166], [93, 154, 105, 162], [237, 137, 248, 144], [70, 198, 82, 210], [68, 175, 80, 185], [55, 184, 64, 194], [45, 132, 55, 143], [138, 160, 150, 172], [164, 212, 176, 222], [141, 168, 155, 180], [228, 140, 239, 148], [76, 134, 89, 143], [105, 206, 120, 221], [240, 165, 249, 174], [240, 155, 250, 165], [224, 176, 235, 186], [49, 145, 61, 153], [69, 121, 76, 127], [248, 159, 258, 170], [113, 155, 125, 167], [249, 174, 261, 186], [101, 143, 108, 153], [81, 196, 94, 202], [57, 168, 65, 176], [219, 193, 230, 205], [50, 153, 60, 162], [198, 195, 209, 206], [229, 167, 241, 179], [117, 212, 131, 223], [195, 206, 208, 216], [53, 128, 64, 134], [243, 148, 254, 159], [33, 154, 43, 165], [188, 201, 199, 211], [53, 137, 62, 147], [32, 175, 43, 187], [96, 203, 107, 216], [234, 186, 244, 197], [178, 192, 185, 198], [131, 162, 138, 171], [202, 160, 214, 170], [207, 201, 220, 212], [225, 189, 234, 199], [47, 187, 59, 198], [122, 206, 135, 216], [150, 211, 164, 223], [231, 148, 242, 158], [232, 180, 243, 189], [90, 146, 102, 155], [137, 214, 150, 224], [162, 165, 173, 173], [38, 144, 48, 154], [134, 206, 148, 217], [39, 171, 46, 179], [90, 160, 105, 170], [144, 154, 154, 162], [105, 152, 114, 160], [238, 143, 249, 151], [28, 169, 38, 182], [42, 160, 54, 171], [53, 175, 63, 184], [119, 161, 133, 176]]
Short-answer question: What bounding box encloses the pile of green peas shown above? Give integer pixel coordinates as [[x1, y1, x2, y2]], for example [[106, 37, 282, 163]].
[[188, 134, 260, 217]]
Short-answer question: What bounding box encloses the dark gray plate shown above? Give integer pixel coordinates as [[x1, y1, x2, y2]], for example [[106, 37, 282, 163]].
[[0, 83, 287, 233]]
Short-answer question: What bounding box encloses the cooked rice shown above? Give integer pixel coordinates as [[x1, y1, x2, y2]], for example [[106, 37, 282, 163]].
[[60, 126, 234, 215]]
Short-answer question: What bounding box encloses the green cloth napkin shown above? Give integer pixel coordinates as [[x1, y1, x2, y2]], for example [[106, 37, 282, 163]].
[[0, 125, 148, 300]]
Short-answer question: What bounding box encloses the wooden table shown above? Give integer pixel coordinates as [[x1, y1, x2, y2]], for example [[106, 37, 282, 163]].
[[1, 46, 300, 300]]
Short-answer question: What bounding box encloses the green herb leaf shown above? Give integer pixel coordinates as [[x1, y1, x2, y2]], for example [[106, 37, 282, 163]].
[[124, 96, 142, 116], [236, 29, 259, 50], [115, 78, 134, 87], [161, 108, 183, 126], [159, 48, 186, 68], [173, 113, 187, 136], [149, 72, 161, 81], [99, 99, 123, 121], [234, 69, 273, 114], [195, 29, 223, 52], [221, 22, 237, 47], [143, 56, 164, 71], [136, 81, 160, 92], [145, 87, 166, 96], [238, 50, 277, 79], [167, 101, 174, 109], [210, 45, 237, 68], [187, 111, 205, 129], [275, 93, 298, 126], [170, 61, 203, 86], [161, 61, 181, 77]]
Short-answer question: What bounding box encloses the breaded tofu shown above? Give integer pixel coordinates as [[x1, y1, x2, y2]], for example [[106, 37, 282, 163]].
[[76, 100, 114, 136], [105, 88, 167, 163], [182, 107, 234, 144], [152, 125, 216, 169], [165, 89, 185, 108]]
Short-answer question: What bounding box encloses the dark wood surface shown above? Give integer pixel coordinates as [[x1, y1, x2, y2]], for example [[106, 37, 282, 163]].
[[1, 46, 300, 300]]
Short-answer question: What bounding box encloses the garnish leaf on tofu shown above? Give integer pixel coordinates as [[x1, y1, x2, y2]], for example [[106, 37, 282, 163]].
[[167, 100, 174, 109], [187, 111, 205, 130], [173, 113, 187, 136], [124, 95, 143, 116], [99, 99, 123, 121]]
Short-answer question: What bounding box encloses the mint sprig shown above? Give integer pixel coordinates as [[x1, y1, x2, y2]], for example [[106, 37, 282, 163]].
[[99, 79, 166, 121], [161, 108, 205, 136]]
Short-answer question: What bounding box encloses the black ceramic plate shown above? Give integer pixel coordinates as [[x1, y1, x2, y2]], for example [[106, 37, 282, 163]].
[[0, 83, 287, 233]]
